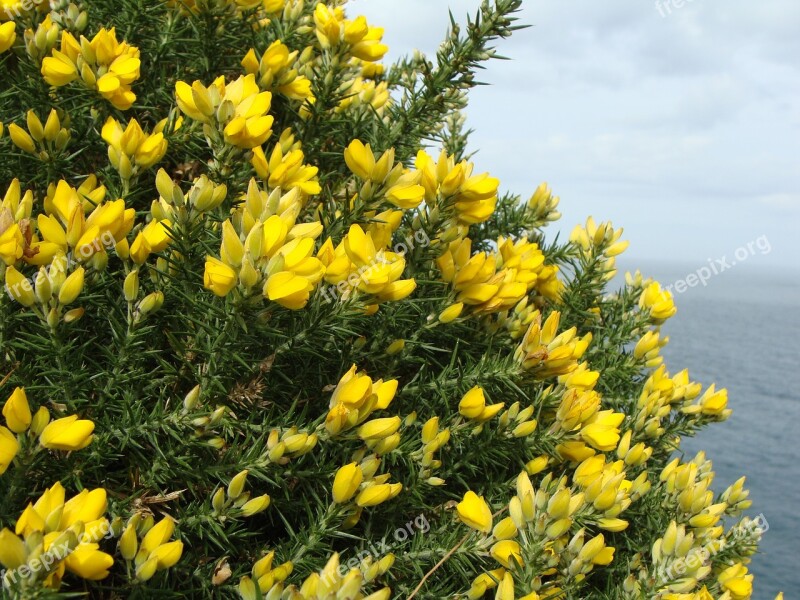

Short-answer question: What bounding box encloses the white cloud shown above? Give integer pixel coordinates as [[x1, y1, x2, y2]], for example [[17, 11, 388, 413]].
[[347, 0, 800, 266]]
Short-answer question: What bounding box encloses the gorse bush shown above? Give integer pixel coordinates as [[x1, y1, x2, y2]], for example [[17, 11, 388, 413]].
[[0, 1, 777, 599]]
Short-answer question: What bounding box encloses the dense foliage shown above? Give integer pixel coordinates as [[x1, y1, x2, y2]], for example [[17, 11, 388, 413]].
[[0, 1, 776, 599]]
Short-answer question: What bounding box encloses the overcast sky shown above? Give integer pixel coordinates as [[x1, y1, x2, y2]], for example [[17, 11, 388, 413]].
[[348, 1, 799, 269]]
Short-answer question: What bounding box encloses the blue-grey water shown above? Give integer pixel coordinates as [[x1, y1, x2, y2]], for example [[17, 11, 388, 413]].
[[623, 260, 800, 599]]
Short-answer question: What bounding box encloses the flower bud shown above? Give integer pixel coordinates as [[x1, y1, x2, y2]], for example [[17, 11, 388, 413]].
[[34, 268, 52, 305], [124, 270, 139, 302], [5, 266, 35, 307], [119, 523, 138, 560], [227, 470, 249, 500], [183, 385, 200, 411], [58, 267, 85, 305], [136, 291, 164, 316], [30, 406, 50, 435], [241, 494, 271, 517], [63, 307, 84, 323]]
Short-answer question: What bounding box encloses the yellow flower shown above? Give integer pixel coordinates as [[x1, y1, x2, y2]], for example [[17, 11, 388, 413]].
[[490, 540, 523, 568], [344, 139, 375, 180], [8, 123, 36, 154], [459, 386, 486, 419], [41, 28, 140, 109], [3, 387, 31, 433], [718, 563, 753, 600], [355, 482, 402, 507], [0, 222, 24, 266], [176, 74, 274, 149], [332, 462, 363, 504], [102, 117, 168, 176], [438, 302, 464, 323], [698, 384, 729, 417], [457, 490, 492, 533], [60, 488, 108, 530], [597, 518, 628, 532], [241, 494, 271, 517], [0, 426, 20, 475], [150, 540, 184, 569], [264, 271, 314, 310], [142, 517, 175, 553], [580, 410, 625, 452], [374, 279, 416, 302], [496, 570, 515, 600], [39, 414, 95, 450], [4, 264, 36, 307], [639, 281, 677, 323], [0, 528, 26, 569], [0, 21, 16, 54], [204, 256, 238, 297], [358, 416, 401, 440], [58, 266, 85, 305], [64, 543, 114, 580]]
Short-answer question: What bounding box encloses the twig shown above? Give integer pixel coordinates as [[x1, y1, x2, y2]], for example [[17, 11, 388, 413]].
[[406, 532, 470, 600]]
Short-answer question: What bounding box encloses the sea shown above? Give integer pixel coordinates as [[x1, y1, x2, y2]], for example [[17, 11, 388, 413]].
[[621, 259, 800, 599]]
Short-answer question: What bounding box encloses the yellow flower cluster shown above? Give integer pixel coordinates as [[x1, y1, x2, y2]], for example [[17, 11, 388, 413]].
[[1, 387, 94, 474], [639, 280, 678, 323], [570, 216, 629, 282], [211, 469, 272, 519], [513, 311, 591, 377], [241, 41, 313, 100], [1, 178, 136, 322], [525, 183, 561, 229], [634, 366, 711, 439], [324, 365, 397, 437], [415, 416, 450, 485], [437, 237, 560, 317], [7, 109, 71, 160], [0, 483, 112, 588], [417, 149, 500, 226], [332, 460, 402, 508], [240, 551, 393, 600], [22, 14, 64, 64], [459, 471, 620, 599], [318, 223, 417, 307], [263, 427, 319, 464], [152, 169, 227, 227], [101, 117, 169, 182], [458, 386, 505, 424], [203, 180, 325, 307], [634, 328, 669, 368], [343, 139, 425, 209], [176, 74, 274, 149], [251, 129, 321, 196], [41, 27, 141, 109], [313, 3, 387, 62], [118, 516, 184, 582]]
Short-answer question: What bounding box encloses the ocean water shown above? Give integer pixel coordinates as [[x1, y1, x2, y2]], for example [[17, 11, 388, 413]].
[[625, 260, 800, 599]]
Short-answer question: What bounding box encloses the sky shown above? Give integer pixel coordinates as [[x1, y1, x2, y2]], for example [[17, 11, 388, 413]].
[[348, 0, 800, 269]]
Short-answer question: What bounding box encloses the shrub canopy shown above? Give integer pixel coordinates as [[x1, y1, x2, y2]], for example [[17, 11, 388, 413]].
[[0, 1, 771, 599]]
